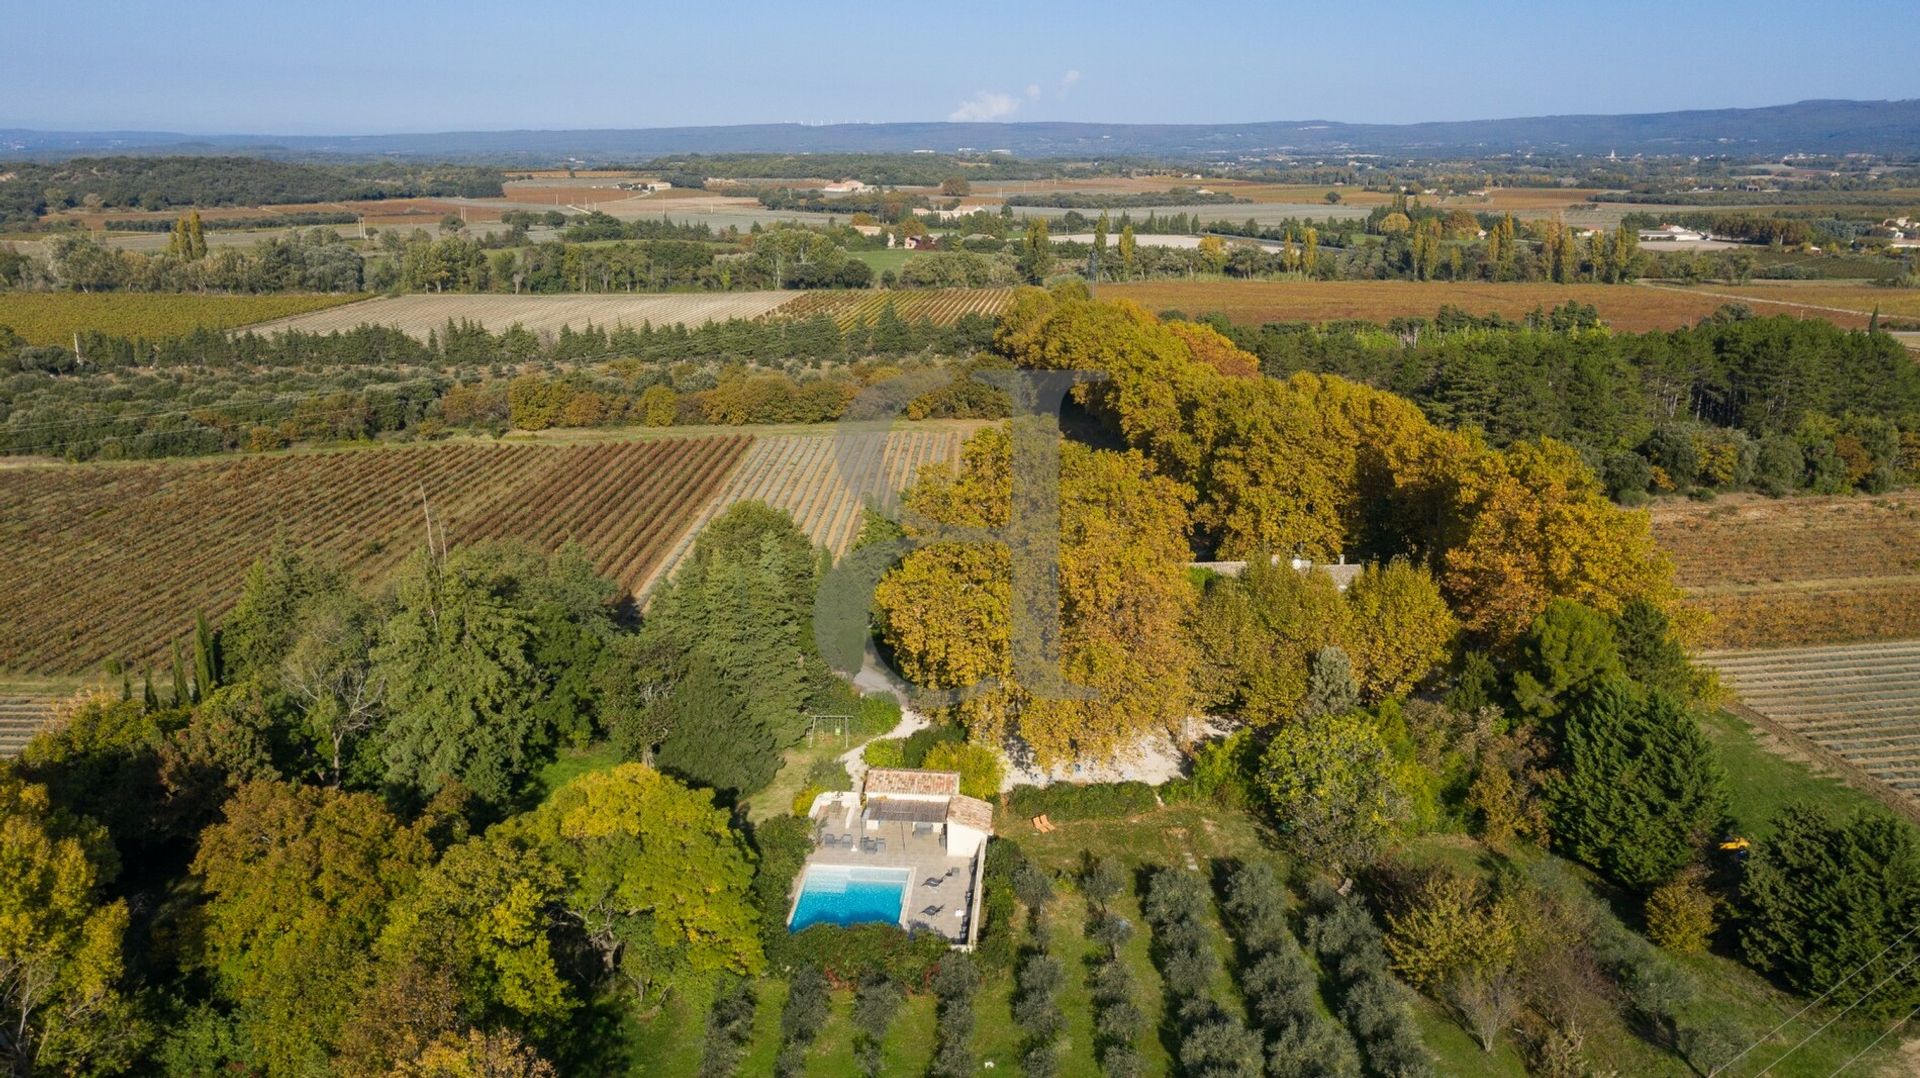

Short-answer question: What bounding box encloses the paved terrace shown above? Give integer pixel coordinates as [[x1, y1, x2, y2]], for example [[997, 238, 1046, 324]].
[[803, 803, 978, 941]]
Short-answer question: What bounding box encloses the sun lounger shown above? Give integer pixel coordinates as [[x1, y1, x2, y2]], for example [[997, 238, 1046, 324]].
[[922, 905, 942, 917], [924, 876, 943, 887]]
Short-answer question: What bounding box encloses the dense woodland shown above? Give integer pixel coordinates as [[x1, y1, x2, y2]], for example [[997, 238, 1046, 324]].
[[3, 287, 1915, 1076], [0, 157, 505, 225]]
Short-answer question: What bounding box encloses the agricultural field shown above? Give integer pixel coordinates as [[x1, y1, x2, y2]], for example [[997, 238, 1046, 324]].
[[0, 292, 367, 345], [1651, 494, 1920, 648], [773, 287, 1015, 329], [1101, 279, 1785, 332], [1645, 280, 1920, 323], [0, 436, 748, 677], [640, 425, 969, 593], [240, 291, 796, 338], [1707, 641, 1920, 816]]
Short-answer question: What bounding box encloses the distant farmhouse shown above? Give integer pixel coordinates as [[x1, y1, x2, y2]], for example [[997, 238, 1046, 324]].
[[1637, 223, 1708, 243]]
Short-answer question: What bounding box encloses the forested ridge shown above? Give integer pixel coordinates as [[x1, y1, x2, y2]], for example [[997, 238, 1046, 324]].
[[0, 157, 505, 224]]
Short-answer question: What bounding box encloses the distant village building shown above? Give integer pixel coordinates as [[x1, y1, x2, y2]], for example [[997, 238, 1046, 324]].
[[1637, 224, 1707, 243], [822, 179, 873, 194]]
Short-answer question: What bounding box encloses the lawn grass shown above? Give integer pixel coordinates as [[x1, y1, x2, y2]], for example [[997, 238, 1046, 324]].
[[1699, 707, 1885, 841], [532, 740, 624, 800], [846, 248, 916, 274]]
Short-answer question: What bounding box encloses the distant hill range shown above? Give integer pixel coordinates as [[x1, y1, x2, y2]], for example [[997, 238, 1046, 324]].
[[5, 100, 1918, 161]]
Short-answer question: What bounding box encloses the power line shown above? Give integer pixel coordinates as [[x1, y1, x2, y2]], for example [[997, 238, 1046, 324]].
[[1756, 950, 1920, 1076], [1717, 921, 1920, 1074], [1824, 1001, 1920, 1076]]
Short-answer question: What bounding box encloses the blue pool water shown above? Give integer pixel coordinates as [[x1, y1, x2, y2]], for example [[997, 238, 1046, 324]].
[[789, 864, 910, 932]]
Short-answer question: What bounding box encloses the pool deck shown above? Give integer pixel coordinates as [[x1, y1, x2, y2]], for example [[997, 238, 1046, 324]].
[[801, 814, 978, 942]]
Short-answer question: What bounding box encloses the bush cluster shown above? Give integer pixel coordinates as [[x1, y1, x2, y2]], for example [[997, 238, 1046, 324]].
[[696, 976, 757, 1078], [1223, 864, 1361, 1076], [850, 973, 903, 1077], [1081, 855, 1146, 1078], [1007, 781, 1158, 822], [1302, 884, 1433, 1077], [928, 955, 979, 1078], [772, 966, 831, 1078], [1142, 870, 1265, 1076]]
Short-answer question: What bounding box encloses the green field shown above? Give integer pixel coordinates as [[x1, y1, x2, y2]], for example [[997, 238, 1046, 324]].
[[0, 291, 366, 345], [846, 248, 917, 274]]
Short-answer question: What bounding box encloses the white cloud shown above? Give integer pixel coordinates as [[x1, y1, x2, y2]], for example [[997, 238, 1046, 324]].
[[1025, 83, 1041, 100], [949, 91, 1020, 123], [1058, 69, 1082, 96]]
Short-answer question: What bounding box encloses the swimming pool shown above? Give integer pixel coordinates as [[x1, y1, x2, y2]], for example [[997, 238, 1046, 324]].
[[788, 864, 911, 932]]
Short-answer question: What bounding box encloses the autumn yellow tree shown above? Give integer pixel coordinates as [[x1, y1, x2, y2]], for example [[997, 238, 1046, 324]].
[[1342, 558, 1458, 701], [0, 776, 137, 1075], [1441, 438, 1682, 645], [875, 426, 1198, 766]]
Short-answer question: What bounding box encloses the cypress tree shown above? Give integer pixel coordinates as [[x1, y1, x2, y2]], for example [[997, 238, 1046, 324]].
[[1548, 681, 1728, 890], [143, 668, 159, 711], [656, 652, 779, 800], [193, 610, 220, 697], [171, 640, 191, 705]]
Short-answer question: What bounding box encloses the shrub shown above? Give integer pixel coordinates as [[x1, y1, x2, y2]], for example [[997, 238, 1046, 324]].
[[778, 924, 949, 987], [697, 976, 756, 1078], [1143, 869, 1264, 1075], [1740, 800, 1920, 1016], [850, 973, 903, 1077], [929, 955, 978, 1078], [1007, 781, 1158, 822], [773, 967, 831, 1078], [861, 737, 905, 769], [1223, 864, 1361, 1074], [1644, 869, 1717, 954], [921, 740, 1005, 800], [1304, 884, 1434, 1077]]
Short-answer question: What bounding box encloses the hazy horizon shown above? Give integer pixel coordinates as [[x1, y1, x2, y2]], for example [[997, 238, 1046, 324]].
[[9, 0, 1917, 135]]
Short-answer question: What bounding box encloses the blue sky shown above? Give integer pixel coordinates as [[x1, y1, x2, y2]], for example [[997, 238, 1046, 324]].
[[8, 0, 1917, 133]]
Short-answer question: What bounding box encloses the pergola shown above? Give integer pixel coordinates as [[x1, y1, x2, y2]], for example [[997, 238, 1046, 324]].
[[863, 796, 947, 847]]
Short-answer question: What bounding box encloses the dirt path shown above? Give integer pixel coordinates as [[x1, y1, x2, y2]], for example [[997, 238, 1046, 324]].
[[1636, 280, 1881, 319]]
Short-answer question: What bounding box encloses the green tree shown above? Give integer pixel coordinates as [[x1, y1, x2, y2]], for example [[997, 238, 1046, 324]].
[[375, 836, 572, 1032], [645, 502, 822, 747], [221, 545, 353, 682], [192, 780, 433, 1074], [1018, 217, 1055, 283], [1258, 710, 1407, 867], [1511, 599, 1623, 721], [373, 543, 611, 804], [504, 764, 762, 1003], [655, 652, 779, 800], [1547, 682, 1727, 889], [1740, 801, 1920, 1016], [0, 776, 140, 1075], [1612, 597, 1693, 699]]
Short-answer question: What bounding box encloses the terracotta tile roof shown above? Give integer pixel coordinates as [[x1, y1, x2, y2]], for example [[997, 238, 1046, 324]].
[[946, 794, 994, 832], [863, 768, 961, 797]]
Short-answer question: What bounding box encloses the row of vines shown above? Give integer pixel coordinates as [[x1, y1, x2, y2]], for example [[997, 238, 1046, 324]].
[[0, 435, 749, 676]]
